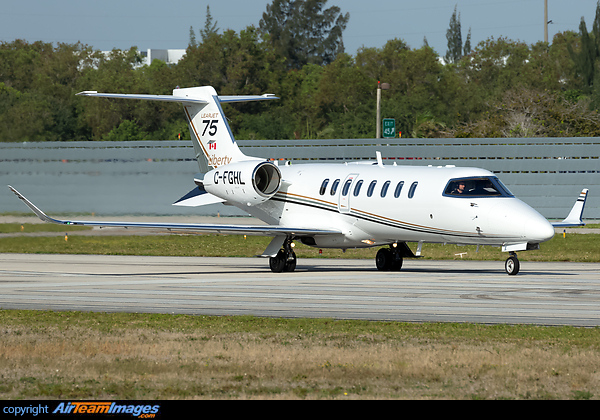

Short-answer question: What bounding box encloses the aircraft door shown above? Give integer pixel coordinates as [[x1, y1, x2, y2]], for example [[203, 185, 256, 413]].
[[338, 173, 358, 213]]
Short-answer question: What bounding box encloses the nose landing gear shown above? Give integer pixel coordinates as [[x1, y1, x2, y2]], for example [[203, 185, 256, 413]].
[[505, 252, 520, 275]]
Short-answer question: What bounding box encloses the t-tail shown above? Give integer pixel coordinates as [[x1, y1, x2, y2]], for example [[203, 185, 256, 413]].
[[77, 86, 281, 208], [77, 86, 278, 172]]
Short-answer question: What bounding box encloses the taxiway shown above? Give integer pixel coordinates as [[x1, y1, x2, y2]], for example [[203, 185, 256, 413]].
[[1, 254, 600, 326]]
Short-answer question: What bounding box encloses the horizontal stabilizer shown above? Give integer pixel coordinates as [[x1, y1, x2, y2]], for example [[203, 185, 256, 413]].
[[173, 186, 225, 207], [217, 94, 279, 103], [77, 90, 278, 105], [552, 188, 589, 227], [76, 91, 208, 104]]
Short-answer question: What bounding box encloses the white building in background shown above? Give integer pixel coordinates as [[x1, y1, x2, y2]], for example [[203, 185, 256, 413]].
[[93, 49, 187, 69], [141, 49, 186, 66]]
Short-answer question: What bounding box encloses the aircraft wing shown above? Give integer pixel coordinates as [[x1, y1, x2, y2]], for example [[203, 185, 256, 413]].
[[7, 186, 341, 237], [551, 188, 589, 227]]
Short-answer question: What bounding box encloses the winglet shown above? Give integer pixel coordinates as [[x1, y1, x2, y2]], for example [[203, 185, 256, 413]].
[[7, 185, 65, 225], [552, 188, 589, 227]]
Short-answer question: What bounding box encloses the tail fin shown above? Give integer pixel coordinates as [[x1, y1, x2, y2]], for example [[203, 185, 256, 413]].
[[175, 86, 250, 171], [77, 86, 278, 171]]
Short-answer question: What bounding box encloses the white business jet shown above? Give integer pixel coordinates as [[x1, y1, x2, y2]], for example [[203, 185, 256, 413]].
[[9, 86, 589, 275]]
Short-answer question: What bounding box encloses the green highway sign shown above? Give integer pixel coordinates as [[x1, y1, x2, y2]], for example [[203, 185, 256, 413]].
[[382, 118, 395, 138]]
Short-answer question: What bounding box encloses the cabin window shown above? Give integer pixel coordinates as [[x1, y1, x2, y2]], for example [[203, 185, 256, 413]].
[[342, 179, 352, 196], [408, 182, 418, 198], [443, 176, 514, 198], [330, 179, 340, 195], [394, 181, 404, 198], [353, 180, 363, 196], [367, 180, 377, 197], [381, 181, 391, 197], [319, 179, 329, 195]]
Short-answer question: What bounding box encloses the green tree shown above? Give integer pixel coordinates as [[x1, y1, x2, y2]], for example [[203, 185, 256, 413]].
[[189, 27, 198, 48], [463, 27, 472, 56], [199, 5, 220, 42], [278, 63, 324, 138], [445, 6, 461, 63], [258, 0, 349, 69], [448, 87, 600, 138], [0, 40, 99, 141], [316, 53, 374, 138], [569, 17, 597, 90], [0, 82, 54, 141], [77, 47, 145, 140]]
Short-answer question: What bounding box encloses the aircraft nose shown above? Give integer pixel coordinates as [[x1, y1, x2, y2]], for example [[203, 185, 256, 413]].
[[523, 212, 555, 243]]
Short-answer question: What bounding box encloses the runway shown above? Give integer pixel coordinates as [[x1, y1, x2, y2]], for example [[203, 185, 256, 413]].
[[1, 253, 600, 326]]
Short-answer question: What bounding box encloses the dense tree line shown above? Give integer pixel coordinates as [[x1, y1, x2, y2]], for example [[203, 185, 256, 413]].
[[3, 0, 600, 142]]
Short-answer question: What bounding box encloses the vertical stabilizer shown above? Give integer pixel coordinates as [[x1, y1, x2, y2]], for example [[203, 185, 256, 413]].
[[77, 86, 278, 172], [174, 86, 254, 170]]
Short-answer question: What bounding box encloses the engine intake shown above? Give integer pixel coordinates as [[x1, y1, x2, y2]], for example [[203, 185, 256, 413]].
[[204, 160, 282, 206], [253, 161, 281, 197]]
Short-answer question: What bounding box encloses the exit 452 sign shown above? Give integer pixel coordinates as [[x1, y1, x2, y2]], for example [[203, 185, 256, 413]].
[[382, 118, 395, 138]]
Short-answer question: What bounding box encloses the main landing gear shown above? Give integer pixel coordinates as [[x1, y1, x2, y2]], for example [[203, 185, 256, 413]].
[[269, 237, 297, 273], [375, 245, 404, 271], [505, 252, 520, 275]]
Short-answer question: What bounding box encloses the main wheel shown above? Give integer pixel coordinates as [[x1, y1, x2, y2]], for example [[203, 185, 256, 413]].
[[269, 250, 287, 273], [376, 248, 392, 271], [391, 254, 403, 271], [505, 255, 520, 275], [284, 251, 297, 272]]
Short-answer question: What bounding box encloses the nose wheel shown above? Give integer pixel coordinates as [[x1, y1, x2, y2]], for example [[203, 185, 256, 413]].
[[505, 252, 520, 275]]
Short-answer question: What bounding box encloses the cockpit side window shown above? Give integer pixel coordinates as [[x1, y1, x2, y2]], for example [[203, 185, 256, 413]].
[[443, 176, 514, 198]]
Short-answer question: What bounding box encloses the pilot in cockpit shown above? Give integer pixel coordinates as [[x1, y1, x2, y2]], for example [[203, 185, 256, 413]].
[[451, 181, 466, 195]]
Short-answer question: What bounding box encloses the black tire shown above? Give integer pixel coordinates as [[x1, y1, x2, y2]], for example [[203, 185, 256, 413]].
[[284, 251, 297, 272], [391, 254, 403, 271], [505, 255, 520, 275], [376, 248, 392, 271], [269, 250, 286, 273]]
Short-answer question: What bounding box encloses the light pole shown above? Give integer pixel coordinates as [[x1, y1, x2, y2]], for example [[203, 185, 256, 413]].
[[544, 0, 548, 43], [376, 81, 390, 138]]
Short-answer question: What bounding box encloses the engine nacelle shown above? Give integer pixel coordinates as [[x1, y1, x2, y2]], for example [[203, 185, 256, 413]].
[[203, 160, 282, 206]]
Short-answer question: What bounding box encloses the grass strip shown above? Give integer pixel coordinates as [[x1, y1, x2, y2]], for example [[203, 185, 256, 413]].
[[0, 233, 599, 262], [1, 310, 600, 399], [0, 223, 91, 233]]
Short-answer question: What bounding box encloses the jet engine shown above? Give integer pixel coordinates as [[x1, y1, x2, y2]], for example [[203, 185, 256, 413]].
[[203, 160, 282, 206]]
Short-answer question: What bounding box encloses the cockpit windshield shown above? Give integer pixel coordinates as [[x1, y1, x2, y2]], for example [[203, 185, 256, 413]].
[[443, 176, 513, 198]]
